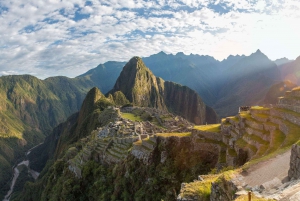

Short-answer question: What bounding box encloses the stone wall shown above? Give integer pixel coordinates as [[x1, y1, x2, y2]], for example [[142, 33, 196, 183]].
[[142, 140, 155, 149], [292, 90, 300, 98], [279, 97, 300, 106], [250, 108, 270, 115], [277, 104, 300, 114], [263, 122, 277, 132], [210, 177, 238, 201], [288, 143, 300, 180], [131, 145, 152, 164], [251, 114, 269, 122], [245, 119, 264, 130], [271, 108, 300, 126], [192, 129, 222, 142]]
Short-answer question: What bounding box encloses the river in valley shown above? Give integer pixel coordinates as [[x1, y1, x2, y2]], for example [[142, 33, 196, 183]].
[[3, 143, 42, 201]]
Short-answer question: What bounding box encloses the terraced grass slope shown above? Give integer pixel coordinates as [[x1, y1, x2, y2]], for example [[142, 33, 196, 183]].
[[16, 91, 219, 201], [178, 86, 300, 200]]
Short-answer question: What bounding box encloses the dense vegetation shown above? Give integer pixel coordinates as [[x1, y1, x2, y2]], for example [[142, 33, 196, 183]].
[[0, 75, 93, 199], [13, 85, 219, 201], [77, 50, 287, 117]]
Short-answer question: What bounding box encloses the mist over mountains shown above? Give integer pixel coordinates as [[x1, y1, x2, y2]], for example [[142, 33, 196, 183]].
[[79, 49, 295, 117], [1, 49, 300, 200]]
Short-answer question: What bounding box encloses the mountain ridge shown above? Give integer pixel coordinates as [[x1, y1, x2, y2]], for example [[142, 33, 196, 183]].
[[108, 56, 218, 124]]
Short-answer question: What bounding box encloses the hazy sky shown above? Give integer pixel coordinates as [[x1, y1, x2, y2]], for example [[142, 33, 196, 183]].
[[0, 0, 300, 79]]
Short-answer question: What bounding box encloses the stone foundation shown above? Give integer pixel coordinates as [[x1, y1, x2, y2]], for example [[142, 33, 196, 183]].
[[288, 143, 300, 180]]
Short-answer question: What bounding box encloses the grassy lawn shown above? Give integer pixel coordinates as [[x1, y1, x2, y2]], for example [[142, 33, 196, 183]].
[[227, 116, 239, 122], [194, 124, 221, 132], [283, 120, 300, 147], [253, 145, 269, 159], [253, 113, 269, 119], [133, 140, 142, 145], [180, 175, 219, 201], [276, 107, 300, 118], [266, 130, 285, 154], [120, 112, 142, 121], [251, 106, 270, 111], [239, 113, 251, 119], [243, 133, 269, 145], [236, 138, 257, 153]]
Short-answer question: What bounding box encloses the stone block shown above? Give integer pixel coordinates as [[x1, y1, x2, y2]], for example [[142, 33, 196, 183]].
[[260, 177, 282, 190], [289, 144, 300, 180]]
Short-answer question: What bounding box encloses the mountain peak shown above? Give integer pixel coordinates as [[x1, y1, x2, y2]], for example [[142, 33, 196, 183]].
[[176, 52, 185, 56], [128, 56, 141, 65], [109, 57, 165, 108], [108, 57, 214, 124], [125, 56, 147, 71], [255, 49, 262, 54], [249, 49, 268, 59]]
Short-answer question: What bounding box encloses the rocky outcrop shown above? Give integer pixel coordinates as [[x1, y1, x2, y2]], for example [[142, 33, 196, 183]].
[[288, 143, 300, 180], [164, 81, 207, 124], [109, 57, 166, 110], [210, 177, 238, 201], [192, 129, 222, 142]]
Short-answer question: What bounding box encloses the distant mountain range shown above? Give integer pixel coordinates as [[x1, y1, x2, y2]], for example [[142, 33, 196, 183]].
[[78, 49, 296, 117], [108, 56, 218, 124], [0, 49, 299, 199]]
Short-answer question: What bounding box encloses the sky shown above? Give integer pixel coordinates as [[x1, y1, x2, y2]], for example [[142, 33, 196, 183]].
[[0, 0, 300, 79]]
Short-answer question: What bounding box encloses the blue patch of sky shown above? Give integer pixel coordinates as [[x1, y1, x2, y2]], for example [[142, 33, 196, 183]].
[[67, 26, 96, 37], [118, 4, 201, 19], [59, 8, 69, 18], [85, 1, 93, 6], [73, 6, 90, 22], [42, 18, 59, 25], [0, 5, 8, 15], [208, 2, 232, 14], [21, 24, 41, 33], [59, 5, 90, 22], [48, 40, 63, 47]]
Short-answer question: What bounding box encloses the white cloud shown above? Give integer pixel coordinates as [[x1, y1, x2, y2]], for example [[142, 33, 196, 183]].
[[0, 0, 300, 79]]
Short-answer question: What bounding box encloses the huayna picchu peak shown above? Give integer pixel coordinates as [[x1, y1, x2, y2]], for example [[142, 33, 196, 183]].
[[109, 56, 218, 124]]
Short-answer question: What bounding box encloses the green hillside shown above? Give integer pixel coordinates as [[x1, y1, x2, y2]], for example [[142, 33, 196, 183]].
[[0, 75, 92, 199]]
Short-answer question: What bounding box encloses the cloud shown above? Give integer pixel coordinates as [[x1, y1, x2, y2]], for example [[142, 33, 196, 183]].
[[0, 0, 299, 79]]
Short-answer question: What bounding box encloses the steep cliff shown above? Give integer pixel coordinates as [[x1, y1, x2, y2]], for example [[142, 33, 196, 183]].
[[17, 101, 219, 201], [0, 75, 90, 199], [109, 57, 166, 110], [109, 57, 218, 124]]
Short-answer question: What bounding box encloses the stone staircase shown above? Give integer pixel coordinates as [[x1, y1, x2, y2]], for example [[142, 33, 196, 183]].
[[191, 88, 300, 168], [68, 136, 139, 177], [131, 135, 158, 162], [218, 89, 300, 166]]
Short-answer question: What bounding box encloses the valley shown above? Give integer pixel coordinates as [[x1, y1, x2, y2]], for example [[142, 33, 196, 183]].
[[1, 0, 300, 200], [1, 52, 300, 200]]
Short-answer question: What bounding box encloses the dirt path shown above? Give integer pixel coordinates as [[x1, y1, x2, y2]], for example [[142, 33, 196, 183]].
[[231, 149, 300, 200], [241, 150, 291, 187]]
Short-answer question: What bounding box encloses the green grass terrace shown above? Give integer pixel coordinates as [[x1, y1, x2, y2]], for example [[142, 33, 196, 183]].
[[194, 124, 221, 133], [250, 106, 270, 111], [120, 112, 142, 121]]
